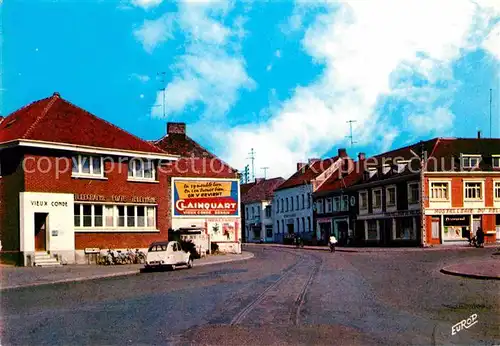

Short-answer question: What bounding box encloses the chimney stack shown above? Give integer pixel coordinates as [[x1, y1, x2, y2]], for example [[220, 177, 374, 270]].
[[167, 122, 186, 136], [358, 152, 366, 161], [338, 148, 347, 158], [477, 130, 481, 139]]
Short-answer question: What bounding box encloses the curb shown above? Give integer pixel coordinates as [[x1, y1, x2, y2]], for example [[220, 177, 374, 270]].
[[440, 268, 500, 280], [1, 252, 255, 291]]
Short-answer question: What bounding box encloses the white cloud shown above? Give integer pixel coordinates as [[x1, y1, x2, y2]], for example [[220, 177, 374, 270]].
[[131, 0, 163, 10], [133, 14, 174, 53], [483, 24, 500, 59], [218, 0, 500, 177], [150, 0, 255, 118]]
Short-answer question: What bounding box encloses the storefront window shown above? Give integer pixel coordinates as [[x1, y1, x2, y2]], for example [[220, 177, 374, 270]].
[[117, 206, 125, 227], [74, 204, 81, 227], [94, 205, 103, 227], [266, 226, 273, 238], [83, 205, 92, 227], [146, 206, 155, 227], [394, 218, 416, 240], [367, 220, 378, 240], [105, 205, 114, 227], [126, 206, 135, 227], [443, 215, 470, 241], [137, 206, 145, 227], [74, 204, 156, 230]]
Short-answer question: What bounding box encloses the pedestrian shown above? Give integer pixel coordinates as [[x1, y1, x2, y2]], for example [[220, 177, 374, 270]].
[[329, 234, 337, 252], [476, 227, 484, 248]]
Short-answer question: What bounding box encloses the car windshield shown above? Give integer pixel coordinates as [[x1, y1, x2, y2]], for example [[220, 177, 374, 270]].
[[148, 244, 168, 252]]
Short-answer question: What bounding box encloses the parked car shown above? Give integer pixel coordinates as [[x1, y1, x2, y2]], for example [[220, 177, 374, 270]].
[[144, 240, 193, 270]]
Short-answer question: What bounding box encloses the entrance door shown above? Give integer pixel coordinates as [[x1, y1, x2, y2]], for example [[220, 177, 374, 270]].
[[34, 213, 48, 251], [431, 217, 440, 242], [287, 223, 294, 235], [472, 216, 482, 234], [337, 220, 349, 245]]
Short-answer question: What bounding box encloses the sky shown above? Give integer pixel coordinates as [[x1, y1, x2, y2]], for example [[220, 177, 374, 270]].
[[3, 0, 500, 180]]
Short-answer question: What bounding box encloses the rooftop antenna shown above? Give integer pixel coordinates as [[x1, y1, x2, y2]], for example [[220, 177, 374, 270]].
[[346, 120, 357, 147], [248, 148, 256, 181], [156, 72, 166, 117], [261, 167, 269, 179]]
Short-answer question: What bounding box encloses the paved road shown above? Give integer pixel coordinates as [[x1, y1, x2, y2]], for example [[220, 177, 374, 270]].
[[1, 247, 499, 345]]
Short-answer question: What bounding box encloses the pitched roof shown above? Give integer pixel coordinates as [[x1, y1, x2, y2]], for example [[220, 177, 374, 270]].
[[275, 156, 340, 191], [0, 93, 168, 155], [241, 182, 257, 196], [314, 162, 364, 196], [242, 177, 285, 204], [153, 133, 237, 174]]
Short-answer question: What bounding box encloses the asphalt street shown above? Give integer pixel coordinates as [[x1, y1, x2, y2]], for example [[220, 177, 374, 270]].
[[1, 246, 499, 345]]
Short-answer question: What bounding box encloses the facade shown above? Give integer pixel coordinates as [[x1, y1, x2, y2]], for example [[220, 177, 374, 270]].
[[0, 93, 178, 265], [349, 137, 500, 246], [273, 149, 348, 243], [313, 154, 363, 245], [241, 177, 285, 242], [240, 181, 257, 243], [153, 123, 242, 254]]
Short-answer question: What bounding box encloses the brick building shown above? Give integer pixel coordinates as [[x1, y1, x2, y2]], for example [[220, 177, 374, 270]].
[[0, 93, 178, 265], [153, 122, 242, 254]]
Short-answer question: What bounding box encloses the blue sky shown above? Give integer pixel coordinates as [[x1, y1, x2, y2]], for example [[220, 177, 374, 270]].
[[3, 0, 500, 179]]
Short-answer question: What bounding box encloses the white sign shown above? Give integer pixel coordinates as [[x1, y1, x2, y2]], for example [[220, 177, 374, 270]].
[[426, 208, 500, 215], [452, 313, 478, 335]]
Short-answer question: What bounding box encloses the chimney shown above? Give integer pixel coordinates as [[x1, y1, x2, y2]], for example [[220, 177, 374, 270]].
[[358, 152, 366, 161], [297, 162, 307, 171], [338, 148, 347, 158], [167, 122, 186, 136], [477, 130, 481, 139]]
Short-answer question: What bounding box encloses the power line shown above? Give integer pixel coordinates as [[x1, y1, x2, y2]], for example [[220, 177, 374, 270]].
[[346, 120, 357, 147]]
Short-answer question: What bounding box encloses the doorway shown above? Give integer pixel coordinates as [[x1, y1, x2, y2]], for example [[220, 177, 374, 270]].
[[34, 213, 48, 251], [472, 215, 482, 234], [431, 217, 440, 242]]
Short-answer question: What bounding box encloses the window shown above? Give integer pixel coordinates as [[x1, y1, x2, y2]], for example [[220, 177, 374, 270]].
[[366, 220, 378, 240], [359, 191, 368, 210], [372, 189, 382, 209], [317, 199, 324, 214], [326, 198, 333, 213], [493, 156, 500, 168], [386, 186, 396, 207], [461, 155, 480, 169], [266, 226, 273, 238], [333, 197, 341, 212], [74, 204, 157, 229], [286, 198, 289, 211], [495, 182, 500, 200], [301, 195, 305, 209], [408, 183, 419, 204], [291, 197, 294, 211], [301, 217, 305, 232], [430, 182, 449, 200], [265, 205, 272, 218], [342, 195, 349, 211], [394, 218, 416, 240], [464, 182, 482, 200], [281, 199, 284, 212], [128, 159, 156, 180], [307, 217, 311, 232], [72, 155, 103, 177], [307, 193, 311, 208], [276, 221, 280, 234], [296, 196, 299, 210]]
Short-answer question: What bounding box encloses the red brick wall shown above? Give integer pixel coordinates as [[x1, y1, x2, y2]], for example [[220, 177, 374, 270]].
[[451, 178, 463, 208], [23, 150, 171, 249], [482, 214, 497, 243], [485, 177, 494, 207]]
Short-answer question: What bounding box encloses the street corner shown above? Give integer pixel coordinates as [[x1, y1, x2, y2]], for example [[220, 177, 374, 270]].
[[440, 259, 500, 280]]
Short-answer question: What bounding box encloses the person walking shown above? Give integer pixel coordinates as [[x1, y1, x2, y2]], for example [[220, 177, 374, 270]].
[[329, 234, 337, 252], [476, 227, 484, 248]]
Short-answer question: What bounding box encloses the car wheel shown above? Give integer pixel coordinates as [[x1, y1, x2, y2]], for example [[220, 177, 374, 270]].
[[187, 257, 193, 268]]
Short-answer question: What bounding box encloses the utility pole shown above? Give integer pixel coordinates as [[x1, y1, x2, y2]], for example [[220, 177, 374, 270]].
[[248, 148, 256, 182], [346, 120, 357, 147], [419, 141, 427, 248], [261, 167, 269, 179], [490, 88, 493, 138], [157, 72, 166, 117]]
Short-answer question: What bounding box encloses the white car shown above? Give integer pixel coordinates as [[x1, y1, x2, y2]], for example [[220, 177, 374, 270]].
[[144, 240, 193, 270]]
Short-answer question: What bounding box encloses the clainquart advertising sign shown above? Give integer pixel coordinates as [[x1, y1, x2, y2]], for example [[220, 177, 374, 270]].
[[172, 178, 240, 217]]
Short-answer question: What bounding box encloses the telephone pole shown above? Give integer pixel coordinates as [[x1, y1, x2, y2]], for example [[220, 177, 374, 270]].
[[156, 72, 166, 117], [248, 148, 256, 182], [346, 120, 357, 147], [261, 167, 269, 179]]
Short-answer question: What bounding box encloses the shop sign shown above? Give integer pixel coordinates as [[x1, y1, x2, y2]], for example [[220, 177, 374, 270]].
[[426, 208, 500, 215], [444, 215, 470, 226], [172, 178, 239, 216], [30, 200, 69, 207], [74, 194, 156, 204]]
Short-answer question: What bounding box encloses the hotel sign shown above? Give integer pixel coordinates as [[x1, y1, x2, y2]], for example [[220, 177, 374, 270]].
[[425, 208, 500, 215], [74, 194, 156, 204]]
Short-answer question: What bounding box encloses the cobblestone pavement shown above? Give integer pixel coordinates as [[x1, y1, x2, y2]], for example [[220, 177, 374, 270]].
[[1, 246, 498, 345]]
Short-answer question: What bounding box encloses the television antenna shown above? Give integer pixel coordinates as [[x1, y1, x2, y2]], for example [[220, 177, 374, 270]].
[[155, 72, 166, 117], [346, 120, 357, 147], [261, 167, 269, 179], [247, 148, 256, 181]]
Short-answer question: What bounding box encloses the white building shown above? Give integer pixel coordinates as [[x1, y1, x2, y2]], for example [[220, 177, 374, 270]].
[[242, 178, 285, 243], [273, 150, 349, 243]]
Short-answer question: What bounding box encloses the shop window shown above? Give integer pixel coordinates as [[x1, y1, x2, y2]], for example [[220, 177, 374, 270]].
[[146, 206, 155, 227], [137, 206, 145, 227], [386, 186, 396, 207], [117, 206, 125, 227], [83, 205, 92, 227], [94, 205, 103, 227], [372, 189, 382, 209], [359, 191, 368, 210], [494, 182, 500, 200], [408, 183, 419, 204], [430, 182, 449, 200], [342, 195, 349, 211], [394, 218, 416, 240], [72, 155, 104, 178], [75, 204, 156, 230], [128, 159, 156, 181], [74, 204, 81, 227], [366, 220, 378, 240], [461, 155, 481, 169], [105, 205, 114, 227], [464, 182, 482, 200]]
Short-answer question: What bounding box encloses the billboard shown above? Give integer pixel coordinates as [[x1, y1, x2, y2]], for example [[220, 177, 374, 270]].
[[172, 178, 240, 217], [207, 219, 237, 242]]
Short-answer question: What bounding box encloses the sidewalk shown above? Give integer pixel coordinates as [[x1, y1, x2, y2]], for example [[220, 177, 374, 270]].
[[440, 258, 500, 280], [0, 251, 254, 291], [244, 243, 500, 253]]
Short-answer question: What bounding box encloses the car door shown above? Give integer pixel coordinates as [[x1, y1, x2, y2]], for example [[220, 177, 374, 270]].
[[172, 242, 182, 264]]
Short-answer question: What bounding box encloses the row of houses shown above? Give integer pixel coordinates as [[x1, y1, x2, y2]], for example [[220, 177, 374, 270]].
[[242, 137, 500, 246], [0, 93, 242, 266]]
